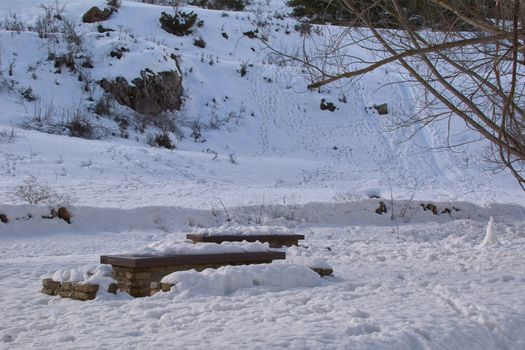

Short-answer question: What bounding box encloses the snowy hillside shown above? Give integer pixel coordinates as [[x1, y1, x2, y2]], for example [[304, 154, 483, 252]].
[[0, 0, 523, 207], [1, 1, 524, 349]]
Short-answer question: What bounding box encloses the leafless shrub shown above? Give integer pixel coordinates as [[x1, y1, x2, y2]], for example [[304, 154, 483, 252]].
[[135, 111, 180, 135], [193, 37, 206, 48], [190, 0, 246, 11], [35, 2, 86, 77], [190, 121, 205, 142], [210, 198, 232, 225], [265, 194, 303, 222], [21, 87, 37, 102], [28, 100, 56, 129], [136, 0, 173, 4], [107, 0, 122, 9], [12, 175, 70, 205], [93, 94, 113, 116], [35, 1, 65, 39], [333, 191, 361, 203], [65, 112, 94, 139], [3, 13, 26, 33], [147, 132, 175, 149], [228, 152, 237, 164], [265, 0, 525, 189], [238, 61, 248, 77], [0, 127, 17, 143], [25, 101, 102, 139], [61, 18, 82, 47], [398, 186, 419, 222]]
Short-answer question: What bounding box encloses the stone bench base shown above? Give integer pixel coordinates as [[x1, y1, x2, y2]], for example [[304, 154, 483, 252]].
[[150, 282, 175, 295], [101, 252, 286, 297], [41, 278, 100, 301]]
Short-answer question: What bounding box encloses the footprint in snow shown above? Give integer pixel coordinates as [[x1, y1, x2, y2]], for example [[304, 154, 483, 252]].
[[417, 281, 430, 288], [349, 309, 370, 318], [59, 335, 75, 342], [412, 327, 432, 341], [346, 323, 380, 336], [1, 334, 14, 343], [501, 275, 515, 282], [124, 331, 144, 337]]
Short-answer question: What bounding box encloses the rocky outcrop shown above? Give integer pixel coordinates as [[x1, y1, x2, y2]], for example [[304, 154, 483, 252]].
[[99, 69, 183, 115], [82, 6, 114, 23]]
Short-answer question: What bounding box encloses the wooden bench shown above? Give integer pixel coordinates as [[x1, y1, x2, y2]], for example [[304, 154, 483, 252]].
[[186, 234, 305, 248], [100, 251, 286, 297]]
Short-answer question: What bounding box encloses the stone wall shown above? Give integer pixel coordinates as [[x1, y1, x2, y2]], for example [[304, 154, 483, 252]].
[[41, 278, 99, 301]]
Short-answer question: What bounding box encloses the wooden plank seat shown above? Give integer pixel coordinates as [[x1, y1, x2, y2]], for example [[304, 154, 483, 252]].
[[100, 251, 286, 297], [186, 234, 305, 248]]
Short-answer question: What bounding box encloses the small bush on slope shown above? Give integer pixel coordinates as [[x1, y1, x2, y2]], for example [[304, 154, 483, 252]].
[[190, 0, 246, 11], [13, 175, 69, 205], [148, 132, 175, 149], [159, 10, 201, 36]]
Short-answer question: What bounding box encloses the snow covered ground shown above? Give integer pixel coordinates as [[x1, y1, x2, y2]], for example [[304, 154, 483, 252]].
[[1, 215, 524, 349], [1, 0, 524, 349]]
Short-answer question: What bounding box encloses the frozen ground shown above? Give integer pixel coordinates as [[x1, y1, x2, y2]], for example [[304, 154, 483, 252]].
[[1, 213, 524, 349], [1, 0, 525, 349]]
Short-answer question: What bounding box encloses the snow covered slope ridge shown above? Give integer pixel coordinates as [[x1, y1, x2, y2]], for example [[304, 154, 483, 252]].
[[2, 200, 525, 237], [1, 0, 524, 209]]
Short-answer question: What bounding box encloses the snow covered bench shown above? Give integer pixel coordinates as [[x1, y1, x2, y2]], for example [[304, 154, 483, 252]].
[[186, 225, 305, 248], [186, 233, 304, 248], [100, 251, 286, 297]]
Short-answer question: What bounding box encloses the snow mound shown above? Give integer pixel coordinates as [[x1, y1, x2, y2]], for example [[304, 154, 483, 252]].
[[284, 245, 333, 270], [160, 264, 324, 297], [481, 216, 500, 247], [47, 264, 123, 299], [135, 240, 274, 256], [50, 264, 112, 284], [192, 224, 292, 236]]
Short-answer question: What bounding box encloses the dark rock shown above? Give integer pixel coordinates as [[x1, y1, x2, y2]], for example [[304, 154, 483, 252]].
[[311, 267, 333, 277], [375, 201, 387, 215], [425, 203, 438, 215], [97, 24, 114, 33], [373, 103, 388, 115], [243, 29, 258, 38], [320, 98, 336, 112], [58, 207, 71, 224], [82, 6, 114, 23], [0, 213, 8, 223], [99, 69, 183, 116]]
